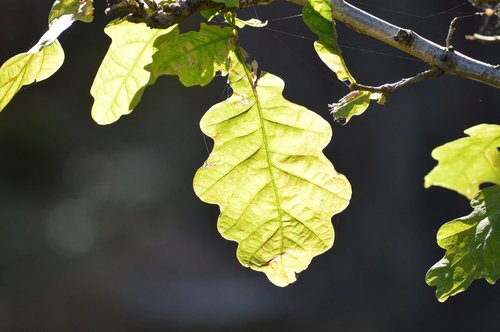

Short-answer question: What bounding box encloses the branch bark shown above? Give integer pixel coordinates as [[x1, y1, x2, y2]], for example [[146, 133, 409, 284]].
[[108, 0, 500, 90]]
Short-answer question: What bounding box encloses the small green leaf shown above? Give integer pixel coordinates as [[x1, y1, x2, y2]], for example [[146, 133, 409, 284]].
[[90, 20, 178, 125], [425, 124, 500, 199], [302, 0, 355, 83], [49, 0, 94, 24], [0, 40, 64, 112], [426, 185, 500, 302], [329, 90, 382, 124], [193, 51, 351, 286], [152, 23, 236, 87]]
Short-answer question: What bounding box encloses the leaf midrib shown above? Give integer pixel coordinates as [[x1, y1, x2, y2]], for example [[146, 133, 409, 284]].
[[105, 29, 162, 118], [235, 48, 285, 256], [1, 54, 34, 109]]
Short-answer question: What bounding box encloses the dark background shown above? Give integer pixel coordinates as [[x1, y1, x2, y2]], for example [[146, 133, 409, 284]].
[[0, 0, 499, 331]]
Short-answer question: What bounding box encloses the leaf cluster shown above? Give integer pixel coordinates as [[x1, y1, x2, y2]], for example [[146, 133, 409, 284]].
[[0, 0, 498, 300]]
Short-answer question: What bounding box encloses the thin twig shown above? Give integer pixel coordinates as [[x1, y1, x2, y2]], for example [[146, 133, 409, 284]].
[[350, 67, 444, 97], [445, 13, 478, 49], [446, 16, 459, 49]]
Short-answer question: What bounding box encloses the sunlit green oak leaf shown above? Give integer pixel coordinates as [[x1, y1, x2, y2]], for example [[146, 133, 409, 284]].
[[193, 51, 352, 287], [426, 185, 500, 302], [0, 41, 64, 112], [90, 20, 178, 125], [425, 124, 500, 199], [152, 23, 236, 87], [30, 0, 94, 53], [329, 90, 382, 124], [302, 0, 355, 83], [0, 1, 93, 112]]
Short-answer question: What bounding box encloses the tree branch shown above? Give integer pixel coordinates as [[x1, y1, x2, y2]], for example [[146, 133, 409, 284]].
[[106, 0, 278, 27], [326, 0, 500, 89], [106, 0, 500, 90]]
